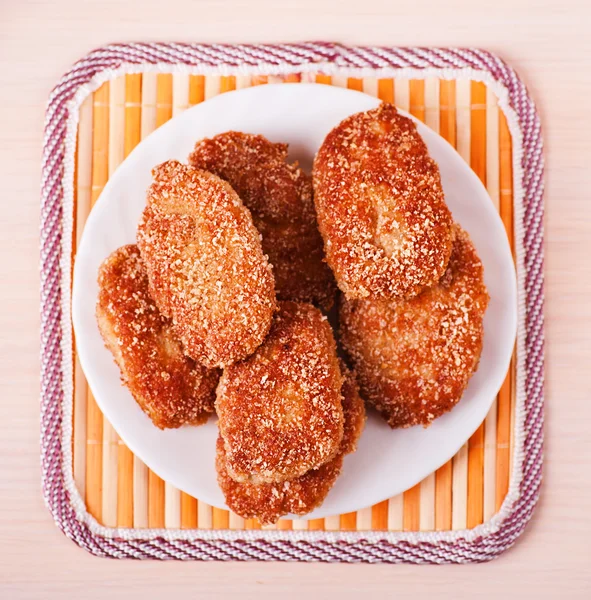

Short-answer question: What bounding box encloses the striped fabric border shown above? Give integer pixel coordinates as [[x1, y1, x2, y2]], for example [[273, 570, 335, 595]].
[[40, 43, 544, 562]]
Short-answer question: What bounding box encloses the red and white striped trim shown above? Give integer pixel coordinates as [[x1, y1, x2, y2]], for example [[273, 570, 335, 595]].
[[40, 43, 544, 562]]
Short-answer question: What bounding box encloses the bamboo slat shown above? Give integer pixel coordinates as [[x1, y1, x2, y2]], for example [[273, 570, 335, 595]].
[[324, 514, 340, 531], [362, 77, 378, 97], [172, 73, 190, 116], [235, 75, 251, 90], [347, 77, 363, 91], [291, 520, 308, 531], [228, 512, 245, 530], [403, 485, 420, 532], [497, 110, 514, 511], [73, 93, 93, 498], [251, 75, 268, 86], [340, 512, 357, 531], [189, 75, 205, 105], [331, 75, 348, 88], [467, 81, 487, 529], [180, 493, 197, 529], [220, 76, 236, 93], [85, 81, 110, 523], [378, 78, 394, 103], [276, 519, 292, 530], [387, 494, 403, 531], [148, 471, 165, 529], [483, 87, 500, 522], [308, 518, 325, 531], [212, 508, 229, 530]]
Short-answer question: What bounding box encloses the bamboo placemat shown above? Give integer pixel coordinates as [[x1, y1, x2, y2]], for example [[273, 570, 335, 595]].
[[41, 43, 544, 562], [72, 73, 515, 534]]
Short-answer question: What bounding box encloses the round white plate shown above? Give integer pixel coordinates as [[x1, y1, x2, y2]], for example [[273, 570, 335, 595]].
[[72, 83, 517, 519]]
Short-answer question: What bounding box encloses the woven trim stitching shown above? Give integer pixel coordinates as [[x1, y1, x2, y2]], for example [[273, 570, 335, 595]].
[[40, 42, 544, 562]]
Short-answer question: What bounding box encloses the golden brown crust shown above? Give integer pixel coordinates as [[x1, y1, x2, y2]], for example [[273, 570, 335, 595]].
[[136, 160, 277, 368], [339, 225, 489, 428], [313, 103, 454, 300], [215, 436, 343, 525], [189, 132, 336, 310], [216, 301, 345, 484], [96, 245, 219, 429], [337, 362, 366, 455], [216, 364, 366, 524]]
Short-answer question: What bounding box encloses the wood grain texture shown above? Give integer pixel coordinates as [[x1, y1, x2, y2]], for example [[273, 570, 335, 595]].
[[1, 1, 590, 597]]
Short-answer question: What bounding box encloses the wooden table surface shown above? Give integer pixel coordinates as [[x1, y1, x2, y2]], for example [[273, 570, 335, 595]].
[[1, 0, 590, 597]]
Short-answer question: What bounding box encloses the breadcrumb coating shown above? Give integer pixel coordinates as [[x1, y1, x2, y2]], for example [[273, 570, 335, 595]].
[[96, 245, 219, 429], [216, 301, 345, 485], [313, 103, 453, 300], [340, 225, 489, 428], [189, 132, 336, 309], [136, 160, 277, 368], [216, 363, 365, 524]]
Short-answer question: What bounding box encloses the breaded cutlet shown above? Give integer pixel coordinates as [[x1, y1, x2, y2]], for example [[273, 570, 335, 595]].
[[96, 244, 219, 429], [313, 103, 453, 300], [216, 363, 365, 524], [136, 160, 277, 368], [340, 224, 489, 428], [189, 132, 336, 310], [216, 301, 345, 485]]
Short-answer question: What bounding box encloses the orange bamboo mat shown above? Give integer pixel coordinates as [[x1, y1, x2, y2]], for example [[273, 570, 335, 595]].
[[72, 72, 516, 532]]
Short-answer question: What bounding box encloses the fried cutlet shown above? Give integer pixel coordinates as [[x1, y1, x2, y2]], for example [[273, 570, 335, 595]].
[[216, 301, 345, 485], [189, 132, 336, 310], [313, 103, 453, 300], [96, 245, 219, 429], [340, 224, 489, 428], [216, 364, 365, 524], [136, 160, 277, 368]]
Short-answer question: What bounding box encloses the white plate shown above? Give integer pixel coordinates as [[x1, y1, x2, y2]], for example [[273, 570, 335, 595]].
[[72, 83, 517, 519]]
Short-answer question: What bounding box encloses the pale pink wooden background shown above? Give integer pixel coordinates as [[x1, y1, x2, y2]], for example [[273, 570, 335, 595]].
[[1, 0, 590, 597]]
